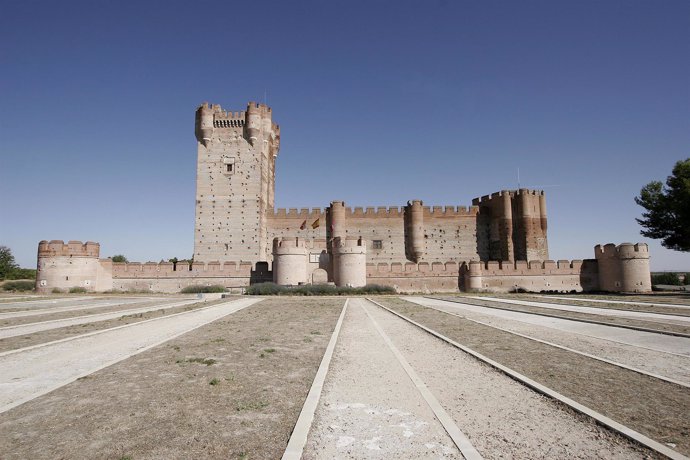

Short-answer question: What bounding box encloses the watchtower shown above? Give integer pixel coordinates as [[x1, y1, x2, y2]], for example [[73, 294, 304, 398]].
[[194, 102, 281, 264]]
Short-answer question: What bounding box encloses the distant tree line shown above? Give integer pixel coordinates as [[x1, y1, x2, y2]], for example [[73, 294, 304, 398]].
[[0, 246, 36, 280]]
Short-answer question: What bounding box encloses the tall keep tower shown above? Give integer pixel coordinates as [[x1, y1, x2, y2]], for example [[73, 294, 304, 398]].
[[194, 102, 280, 263]]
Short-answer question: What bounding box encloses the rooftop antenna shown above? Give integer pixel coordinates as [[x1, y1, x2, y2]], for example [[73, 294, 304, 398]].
[[517, 167, 521, 189], [264, 89, 267, 106]]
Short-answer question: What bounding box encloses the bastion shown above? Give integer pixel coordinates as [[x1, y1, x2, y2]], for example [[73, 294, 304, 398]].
[[36, 101, 652, 294]]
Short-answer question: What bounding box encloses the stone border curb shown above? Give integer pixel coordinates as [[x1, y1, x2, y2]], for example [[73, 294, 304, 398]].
[[282, 299, 349, 460]]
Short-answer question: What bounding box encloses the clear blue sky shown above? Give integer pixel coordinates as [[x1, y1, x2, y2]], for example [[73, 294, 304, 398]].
[[1, 0, 688, 270]]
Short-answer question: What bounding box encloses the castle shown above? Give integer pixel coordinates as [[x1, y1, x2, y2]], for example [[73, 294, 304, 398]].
[[36, 102, 652, 294]]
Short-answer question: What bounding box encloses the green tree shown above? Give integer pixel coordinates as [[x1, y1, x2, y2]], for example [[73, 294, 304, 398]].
[[0, 246, 19, 280], [111, 254, 129, 263], [635, 158, 690, 252]]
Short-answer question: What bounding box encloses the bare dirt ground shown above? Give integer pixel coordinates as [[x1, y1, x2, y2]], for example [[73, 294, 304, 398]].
[[378, 297, 690, 456], [0, 299, 223, 353], [0, 297, 343, 459], [435, 295, 690, 335]]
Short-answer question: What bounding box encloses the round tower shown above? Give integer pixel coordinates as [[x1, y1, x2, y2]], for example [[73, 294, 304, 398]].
[[332, 236, 367, 287], [407, 200, 425, 262], [466, 260, 483, 291], [272, 237, 308, 286], [329, 201, 347, 240], [246, 102, 261, 146], [195, 103, 214, 147], [617, 243, 652, 293], [36, 240, 102, 293], [594, 243, 620, 292]]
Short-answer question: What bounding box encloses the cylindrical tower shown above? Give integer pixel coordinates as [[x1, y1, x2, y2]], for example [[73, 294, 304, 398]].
[[194, 103, 214, 147], [36, 240, 102, 293], [329, 201, 347, 240], [500, 191, 514, 261], [617, 243, 652, 293], [246, 102, 261, 146], [407, 200, 425, 262], [272, 237, 308, 286], [539, 192, 548, 234], [595, 243, 620, 292], [332, 236, 367, 287], [467, 260, 483, 291]]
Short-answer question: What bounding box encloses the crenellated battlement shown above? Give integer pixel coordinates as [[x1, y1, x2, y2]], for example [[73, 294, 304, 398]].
[[595, 242, 649, 259], [346, 206, 404, 218], [471, 188, 544, 205], [38, 240, 100, 258], [270, 207, 325, 218], [422, 205, 478, 217], [465, 259, 595, 276], [111, 260, 253, 278], [366, 261, 460, 275]]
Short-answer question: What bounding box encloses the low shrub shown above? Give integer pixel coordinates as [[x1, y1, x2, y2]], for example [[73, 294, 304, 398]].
[[69, 286, 88, 293], [1, 280, 35, 292], [180, 284, 226, 294], [245, 282, 396, 296], [52, 287, 64, 294], [684, 273, 690, 286], [651, 272, 682, 286]]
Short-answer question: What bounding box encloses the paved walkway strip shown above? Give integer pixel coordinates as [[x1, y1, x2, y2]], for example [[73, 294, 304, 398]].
[[0, 297, 262, 414], [474, 296, 690, 323], [537, 295, 690, 310], [0, 297, 172, 320], [282, 299, 349, 460], [0, 298, 203, 339], [362, 300, 483, 460], [422, 297, 690, 356], [367, 298, 687, 460], [428, 303, 690, 389]]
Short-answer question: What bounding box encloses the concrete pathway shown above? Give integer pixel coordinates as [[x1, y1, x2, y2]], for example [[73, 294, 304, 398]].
[[533, 295, 690, 310], [0, 297, 262, 413], [0, 299, 203, 339], [471, 296, 690, 324], [0, 297, 178, 320], [411, 297, 690, 357]]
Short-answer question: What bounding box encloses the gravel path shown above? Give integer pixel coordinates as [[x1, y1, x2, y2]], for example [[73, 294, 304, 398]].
[[0, 297, 261, 413], [426, 297, 690, 356], [304, 298, 654, 459], [0, 298, 203, 339], [474, 296, 690, 324], [410, 297, 690, 386], [303, 298, 463, 459]]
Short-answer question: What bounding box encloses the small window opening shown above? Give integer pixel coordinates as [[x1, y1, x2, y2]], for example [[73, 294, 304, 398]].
[[373, 240, 383, 249]]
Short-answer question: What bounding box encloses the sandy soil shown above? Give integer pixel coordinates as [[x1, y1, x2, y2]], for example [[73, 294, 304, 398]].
[[0, 297, 343, 459], [381, 297, 690, 456], [530, 295, 690, 314]]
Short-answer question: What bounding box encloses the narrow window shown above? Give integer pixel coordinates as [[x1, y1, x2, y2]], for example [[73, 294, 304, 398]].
[[372, 240, 383, 249]]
